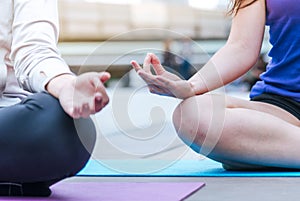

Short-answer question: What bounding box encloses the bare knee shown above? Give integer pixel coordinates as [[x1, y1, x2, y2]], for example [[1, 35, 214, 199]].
[[172, 95, 214, 146]]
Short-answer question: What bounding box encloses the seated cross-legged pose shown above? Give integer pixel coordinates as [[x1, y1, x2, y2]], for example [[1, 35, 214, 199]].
[[0, 0, 110, 196], [131, 0, 300, 170]]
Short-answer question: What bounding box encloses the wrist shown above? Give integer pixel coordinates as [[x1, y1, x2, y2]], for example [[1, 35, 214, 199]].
[[187, 74, 210, 96], [188, 80, 201, 97], [46, 74, 76, 98]]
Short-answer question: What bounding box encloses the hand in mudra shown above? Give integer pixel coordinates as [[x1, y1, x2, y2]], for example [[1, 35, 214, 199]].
[[131, 53, 195, 99], [57, 72, 110, 118]]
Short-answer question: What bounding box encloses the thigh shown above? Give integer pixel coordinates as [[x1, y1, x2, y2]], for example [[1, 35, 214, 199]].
[[0, 93, 96, 183], [222, 94, 300, 126], [0, 92, 71, 141], [181, 93, 299, 130]]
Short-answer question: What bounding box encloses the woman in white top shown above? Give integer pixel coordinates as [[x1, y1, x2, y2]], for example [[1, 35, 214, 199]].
[[0, 0, 110, 196]]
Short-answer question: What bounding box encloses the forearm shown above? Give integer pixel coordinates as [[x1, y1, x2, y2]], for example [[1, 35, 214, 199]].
[[188, 43, 260, 95]]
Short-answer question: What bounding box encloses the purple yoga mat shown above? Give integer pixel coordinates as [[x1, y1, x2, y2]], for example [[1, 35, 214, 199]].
[[4, 182, 205, 201]]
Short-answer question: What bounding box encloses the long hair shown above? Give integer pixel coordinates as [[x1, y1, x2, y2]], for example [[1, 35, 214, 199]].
[[228, 0, 258, 15]]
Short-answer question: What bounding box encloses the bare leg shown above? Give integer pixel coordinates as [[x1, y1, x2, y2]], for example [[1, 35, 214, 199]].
[[173, 94, 300, 169]]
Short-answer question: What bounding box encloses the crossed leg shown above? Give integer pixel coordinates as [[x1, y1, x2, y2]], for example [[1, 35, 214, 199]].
[[173, 93, 300, 170], [0, 93, 96, 196]]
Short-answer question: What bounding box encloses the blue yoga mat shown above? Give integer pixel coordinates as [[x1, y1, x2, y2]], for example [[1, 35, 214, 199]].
[[78, 159, 300, 177]]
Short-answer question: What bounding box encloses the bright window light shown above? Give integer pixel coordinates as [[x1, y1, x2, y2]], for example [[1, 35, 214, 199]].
[[85, 0, 141, 4], [188, 0, 220, 10]]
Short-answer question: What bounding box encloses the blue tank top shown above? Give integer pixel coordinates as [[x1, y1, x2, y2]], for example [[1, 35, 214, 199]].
[[250, 0, 300, 102]]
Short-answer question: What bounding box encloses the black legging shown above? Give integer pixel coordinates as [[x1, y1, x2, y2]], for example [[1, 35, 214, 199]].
[[0, 92, 96, 185]]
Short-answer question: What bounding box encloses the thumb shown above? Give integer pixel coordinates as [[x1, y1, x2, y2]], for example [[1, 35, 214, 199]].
[[98, 72, 111, 83]]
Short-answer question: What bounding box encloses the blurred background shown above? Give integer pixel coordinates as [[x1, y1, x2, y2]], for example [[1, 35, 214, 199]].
[[57, 0, 270, 91]]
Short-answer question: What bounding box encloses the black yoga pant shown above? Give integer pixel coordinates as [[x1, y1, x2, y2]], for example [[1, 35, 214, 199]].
[[0, 93, 96, 185], [251, 93, 300, 120]]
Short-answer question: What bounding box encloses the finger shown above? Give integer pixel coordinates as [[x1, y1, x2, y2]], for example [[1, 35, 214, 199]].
[[88, 99, 97, 115], [94, 93, 103, 112], [95, 89, 109, 112], [95, 92, 102, 102], [92, 77, 102, 92], [100, 91, 109, 109], [143, 53, 152, 73], [72, 106, 81, 119], [130, 60, 142, 72], [98, 72, 111, 83], [149, 53, 165, 75], [81, 103, 91, 118], [138, 71, 164, 87]]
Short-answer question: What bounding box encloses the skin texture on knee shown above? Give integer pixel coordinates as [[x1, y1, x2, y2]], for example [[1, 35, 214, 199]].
[[172, 94, 226, 152]]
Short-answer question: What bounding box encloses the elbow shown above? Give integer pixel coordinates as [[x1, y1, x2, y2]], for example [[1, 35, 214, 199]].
[[244, 45, 261, 68], [245, 52, 260, 70]]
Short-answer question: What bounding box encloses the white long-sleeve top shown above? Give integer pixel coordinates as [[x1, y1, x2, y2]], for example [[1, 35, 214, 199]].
[[0, 0, 72, 106]]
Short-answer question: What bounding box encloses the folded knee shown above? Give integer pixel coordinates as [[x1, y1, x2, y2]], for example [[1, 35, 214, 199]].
[[172, 95, 217, 145], [173, 97, 202, 140]]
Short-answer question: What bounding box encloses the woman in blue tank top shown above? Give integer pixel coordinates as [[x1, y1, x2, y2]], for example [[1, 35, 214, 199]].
[[132, 0, 300, 170]]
